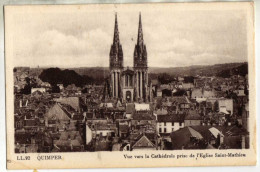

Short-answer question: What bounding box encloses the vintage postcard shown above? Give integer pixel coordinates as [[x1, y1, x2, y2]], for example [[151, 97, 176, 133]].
[[5, 2, 256, 169]]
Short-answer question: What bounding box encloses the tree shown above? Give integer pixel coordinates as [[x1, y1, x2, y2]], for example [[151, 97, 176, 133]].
[[155, 98, 162, 109], [213, 101, 219, 112], [158, 73, 176, 84], [39, 68, 94, 88], [244, 85, 249, 96], [21, 77, 31, 94], [51, 85, 60, 93], [184, 76, 194, 83], [21, 84, 31, 94], [172, 89, 186, 96], [162, 89, 172, 97]]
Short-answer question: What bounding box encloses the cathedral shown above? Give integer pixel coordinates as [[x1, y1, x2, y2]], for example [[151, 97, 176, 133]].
[[109, 13, 151, 103]]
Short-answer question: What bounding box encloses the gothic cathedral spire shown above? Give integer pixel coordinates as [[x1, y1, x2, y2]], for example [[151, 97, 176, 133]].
[[110, 13, 123, 69], [113, 13, 120, 45], [108, 12, 149, 101], [133, 13, 148, 102], [137, 12, 143, 46], [110, 13, 123, 99], [134, 12, 147, 68]]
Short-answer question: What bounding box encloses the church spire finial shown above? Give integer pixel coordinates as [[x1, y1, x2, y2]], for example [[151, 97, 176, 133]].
[[139, 12, 142, 27], [113, 12, 120, 44], [137, 12, 143, 45], [115, 12, 118, 24]]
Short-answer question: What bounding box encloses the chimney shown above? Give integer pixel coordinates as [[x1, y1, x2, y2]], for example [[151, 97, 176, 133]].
[[20, 100, 22, 107], [219, 133, 224, 145], [31, 138, 35, 144], [154, 113, 158, 121], [71, 143, 73, 151]]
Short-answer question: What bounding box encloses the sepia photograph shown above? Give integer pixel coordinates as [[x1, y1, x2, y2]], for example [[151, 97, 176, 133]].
[[4, 2, 256, 169]]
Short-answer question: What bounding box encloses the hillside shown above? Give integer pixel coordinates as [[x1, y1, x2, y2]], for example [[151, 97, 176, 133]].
[[68, 62, 247, 78], [149, 62, 247, 77], [71, 67, 110, 79], [21, 62, 248, 87], [216, 63, 248, 78]]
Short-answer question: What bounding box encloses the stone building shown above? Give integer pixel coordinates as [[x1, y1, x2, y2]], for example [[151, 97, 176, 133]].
[[109, 13, 150, 103]]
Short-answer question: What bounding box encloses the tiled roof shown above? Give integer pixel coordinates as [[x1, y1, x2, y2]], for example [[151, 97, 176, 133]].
[[171, 127, 203, 149], [24, 119, 37, 126], [162, 101, 172, 107], [169, 96, 190, 104], [54, 97, 81, 112], [157, 115, 184, 122], [85, 112, 94, 119], [72, 114, 84, 120], [209, 127, 224, 138], [133, 113, 155, 120], [223, 135, 249, 149], [119, 125, 129, 133], [126, 103, 135, 114], [95, 139, 111, 151], [54, 131, 83, 147], [190, 125, 249, 140], [188, 127, 203, 139], [184, 110, 202, 120], [100, 102, 114, 108], [155, 108, 168, 115], [132, 135, 155, 148], [15, 133, 31, 144], [95, 123, 117, 131], [135, 103, 150, 111], [45, 103, 71, 120]]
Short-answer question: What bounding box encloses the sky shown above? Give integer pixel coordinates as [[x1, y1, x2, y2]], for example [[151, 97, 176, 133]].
[[11, 4, 249, 68]]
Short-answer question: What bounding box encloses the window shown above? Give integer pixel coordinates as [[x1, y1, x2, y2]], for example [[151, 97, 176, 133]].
[[125, 75, 128, 87], [159, 128, 162, 133], [129, 76, 132, 86], [164, 122, 166, 126], [111, 132, 115, 137], [172, 122, 174, 126], [164, 128, 167, 133]]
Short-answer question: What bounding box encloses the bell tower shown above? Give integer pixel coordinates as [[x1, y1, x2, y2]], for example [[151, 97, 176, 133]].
[[134, 13, 148, 102], [110, 13, 123, 98]]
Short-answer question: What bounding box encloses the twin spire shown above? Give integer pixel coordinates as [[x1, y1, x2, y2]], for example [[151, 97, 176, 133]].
[[110, 12, 147, 69], [112, 12, 144, 47]]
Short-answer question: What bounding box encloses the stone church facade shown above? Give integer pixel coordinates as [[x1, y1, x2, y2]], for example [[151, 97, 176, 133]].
[[109, 13, 150, 103]]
